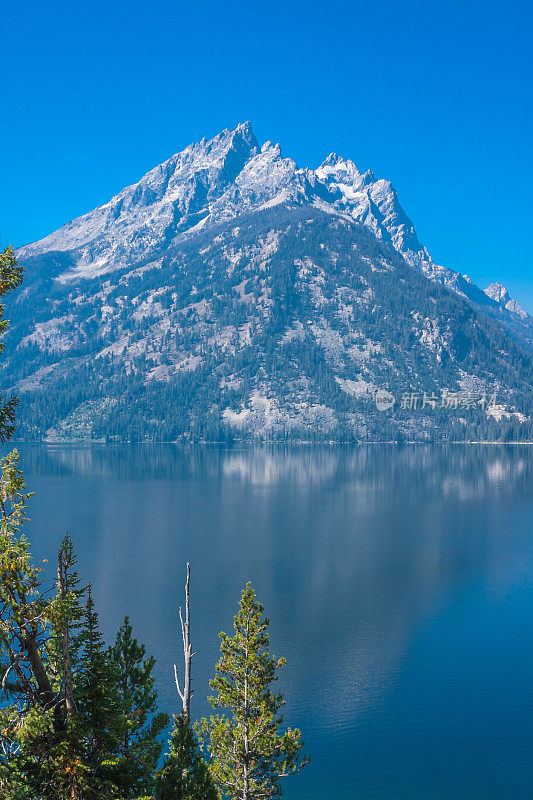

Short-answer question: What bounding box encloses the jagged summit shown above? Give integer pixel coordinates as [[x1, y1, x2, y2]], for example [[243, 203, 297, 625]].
[[485, 282, 527, 319], [19, 122, 261, 267], [8, 121, 533, 442], [317, 153, 369, 181], [227, 120, 256, 138], [16, 121, 531, 329], [485, 282, 511, 303], [16, 121, 527, 313], [16, 123, 429, 271]]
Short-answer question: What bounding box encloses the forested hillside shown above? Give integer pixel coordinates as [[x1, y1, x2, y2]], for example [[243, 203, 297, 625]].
[[5, 124, 533, 442]]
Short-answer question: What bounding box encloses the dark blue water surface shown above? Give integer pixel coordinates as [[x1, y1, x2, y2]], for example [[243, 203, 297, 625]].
[[12, 445, 533, 799]]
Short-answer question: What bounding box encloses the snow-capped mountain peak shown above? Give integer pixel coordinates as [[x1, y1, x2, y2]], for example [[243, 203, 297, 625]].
[[18, 124, 429, 274], [315, 154, 427, 266], [17, 122, 260, 265], [8, 122, 533, 442], [485, 282, 511, 304], [16, 122, 530, 333], [485, 282, 528, 319], [316, 153, 365, 184]]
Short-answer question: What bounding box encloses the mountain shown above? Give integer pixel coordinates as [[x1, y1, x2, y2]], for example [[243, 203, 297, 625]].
[[484, 282, 528, 318], [5, 122, 533, 442]]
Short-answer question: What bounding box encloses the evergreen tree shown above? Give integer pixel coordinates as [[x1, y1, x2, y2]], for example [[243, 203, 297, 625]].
[[48, 534, 88, 800], [199, 583, 308, 800], [0, 250, 33, 789], [0, 245, 23, 444], [156, 715, 218, 800], [0, 520, 89, 800], [0, 245, 166, 799], [108, 615, 168, 798], [77, 584, 122, 798], [50, 534, 87, 707]]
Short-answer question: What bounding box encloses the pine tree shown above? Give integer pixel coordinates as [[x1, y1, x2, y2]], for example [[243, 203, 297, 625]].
[[0, 245, 23, 444], [199, 583, 308, 800], [77, 584, 122, 798], [108, 615, 168, 798], [0, 528, 90, 800], [52, 535, 86, 709], [49, 534, 88, 800], [0, 247, 117, 798], [156, 715, 218, 800]]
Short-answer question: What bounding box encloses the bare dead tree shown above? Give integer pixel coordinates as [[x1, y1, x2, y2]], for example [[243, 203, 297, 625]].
[[174, 562, 194, 721]]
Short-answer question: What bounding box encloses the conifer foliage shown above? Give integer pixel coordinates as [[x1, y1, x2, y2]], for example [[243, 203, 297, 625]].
[[0, 244, 308, 798], [77, 584, 122, 797], [200, 584, 308, 800], [0, 246, 168, 798], [109, 616, 169, 797], [155, 715, 218, 800], [0, 245, 23, 443]]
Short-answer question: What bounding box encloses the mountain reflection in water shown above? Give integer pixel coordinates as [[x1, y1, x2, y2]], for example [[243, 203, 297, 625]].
[[13, 444, 533, 800]]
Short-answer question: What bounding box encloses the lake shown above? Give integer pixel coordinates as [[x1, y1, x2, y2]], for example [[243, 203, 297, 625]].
[[11, 444, 533, 799]]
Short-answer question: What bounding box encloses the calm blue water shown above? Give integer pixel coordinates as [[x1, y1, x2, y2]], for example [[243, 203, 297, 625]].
[[11, 445, 533, 799]]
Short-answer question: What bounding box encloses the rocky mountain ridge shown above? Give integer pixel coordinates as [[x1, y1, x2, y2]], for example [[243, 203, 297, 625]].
[[6, 123, 533, 441], [18, 122, 531, 332]]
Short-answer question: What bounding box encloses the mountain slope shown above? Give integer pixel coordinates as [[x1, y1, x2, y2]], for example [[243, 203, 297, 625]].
[[6, 123, 533, 442]]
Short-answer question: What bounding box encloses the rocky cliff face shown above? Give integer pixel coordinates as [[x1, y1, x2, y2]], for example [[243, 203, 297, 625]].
[[7, 123, 533, 441], [484, 282, 528, 319]]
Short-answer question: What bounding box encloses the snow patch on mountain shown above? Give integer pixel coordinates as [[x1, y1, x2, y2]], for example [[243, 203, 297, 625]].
[[484, 282, 528, 319], [15, 121, 531, 359]]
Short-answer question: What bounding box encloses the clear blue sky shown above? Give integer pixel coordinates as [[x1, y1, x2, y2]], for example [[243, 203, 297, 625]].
[[2, 0, 532, 310]]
